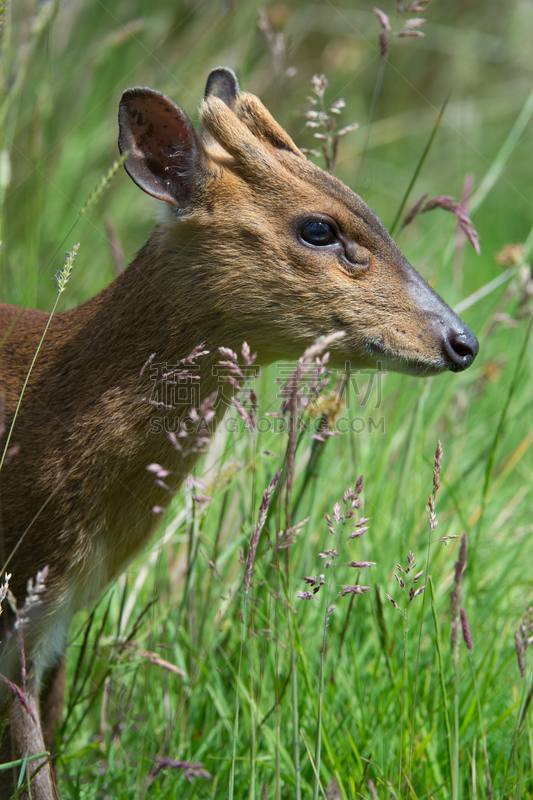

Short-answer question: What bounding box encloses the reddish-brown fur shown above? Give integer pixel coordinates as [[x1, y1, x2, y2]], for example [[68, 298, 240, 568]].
[[0, 68, 478, 798]]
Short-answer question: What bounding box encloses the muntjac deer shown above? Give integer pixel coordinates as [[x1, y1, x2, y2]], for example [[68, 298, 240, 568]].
[[0, 67, 478, 798]]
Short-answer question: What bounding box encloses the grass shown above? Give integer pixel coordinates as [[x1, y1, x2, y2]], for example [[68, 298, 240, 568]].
[[1, 0, 533, 797]]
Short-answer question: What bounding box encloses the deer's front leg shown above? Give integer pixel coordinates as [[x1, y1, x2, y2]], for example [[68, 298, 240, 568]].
[[40, 655, 67, 757], [0, 689, 55, 800]]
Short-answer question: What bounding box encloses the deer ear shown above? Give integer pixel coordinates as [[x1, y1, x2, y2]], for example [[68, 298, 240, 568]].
[[118, 88, 203, 207], [204, 67, 239, 109]]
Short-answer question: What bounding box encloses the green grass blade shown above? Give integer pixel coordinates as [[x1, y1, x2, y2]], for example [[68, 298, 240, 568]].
[[474, 317, 533, 553], [469, 87, 533, 215], [389, 95, 450, 237]]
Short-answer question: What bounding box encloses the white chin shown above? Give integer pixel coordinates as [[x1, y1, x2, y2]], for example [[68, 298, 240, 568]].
[[372, 354, 445, 377]]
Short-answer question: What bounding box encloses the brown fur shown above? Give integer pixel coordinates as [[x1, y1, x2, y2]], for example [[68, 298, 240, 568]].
[[0, 68, 477, 798]]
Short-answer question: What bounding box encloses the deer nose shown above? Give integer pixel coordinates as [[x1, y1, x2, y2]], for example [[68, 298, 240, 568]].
[[442, 328, 479, 372]]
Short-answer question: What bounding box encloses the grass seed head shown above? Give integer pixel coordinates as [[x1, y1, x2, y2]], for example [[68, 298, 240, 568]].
[[450, 534, 468, 663], [460, 608, 473, 651], [54, 243, 79, 294], [244, 469, 282, 595]]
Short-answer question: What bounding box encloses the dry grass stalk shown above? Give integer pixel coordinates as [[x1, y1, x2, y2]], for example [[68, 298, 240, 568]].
[[515, 607, 533, 680], [427, 439, 442, 533], [401, 194, 481, 254], [298, 479, 372, 605], [303, 75, 359, 172], [461, 608, 493, 797], [149, 755, 211, 783], [460, 607, 473, 651], [385, 550, 426, 616], [219, 342, 258, 430], [450, 533, 467, 666], [299, 481, 372, 800], [104, 214, 125, 275], [374, 2, 428, 58], [257, 9, 296, 78], [244, 469, 283, 596], [278, 331, 344, 526]]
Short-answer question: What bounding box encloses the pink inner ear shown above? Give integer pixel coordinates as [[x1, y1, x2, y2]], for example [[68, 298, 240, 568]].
[[120, 90, 198, 206]]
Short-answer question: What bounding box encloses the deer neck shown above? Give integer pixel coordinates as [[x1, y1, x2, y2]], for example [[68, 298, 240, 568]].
[[45, 226, 247, 488]]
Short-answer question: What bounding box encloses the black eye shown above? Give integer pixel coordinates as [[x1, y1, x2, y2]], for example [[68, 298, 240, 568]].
[[300, 220, 336, 246]]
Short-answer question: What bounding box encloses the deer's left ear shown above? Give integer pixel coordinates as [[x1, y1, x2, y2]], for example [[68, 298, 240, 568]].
[[118, 88, 206, 207]]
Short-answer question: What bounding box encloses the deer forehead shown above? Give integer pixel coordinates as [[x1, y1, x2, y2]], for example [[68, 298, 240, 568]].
[[204, 147, 389, 252]]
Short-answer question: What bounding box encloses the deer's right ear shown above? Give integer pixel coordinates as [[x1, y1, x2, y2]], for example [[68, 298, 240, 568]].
[[204, 67, 239, 109], [118, 88, 204, 207]]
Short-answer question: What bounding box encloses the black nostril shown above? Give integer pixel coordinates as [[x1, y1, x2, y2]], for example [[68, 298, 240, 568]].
[[443, 329, 479, 372]]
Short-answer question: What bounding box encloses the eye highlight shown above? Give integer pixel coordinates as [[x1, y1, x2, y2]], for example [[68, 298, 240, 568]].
[[299, 220, 336, 246]]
